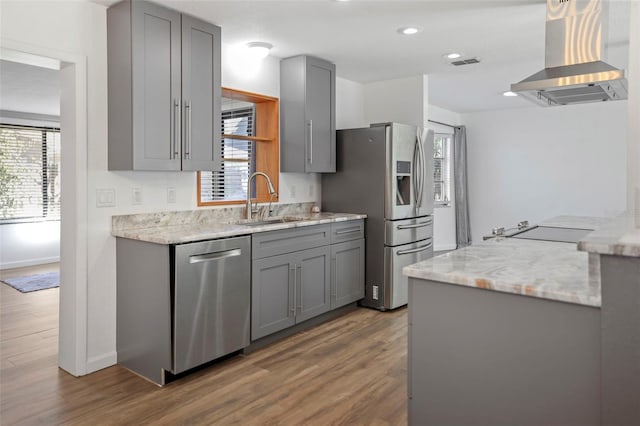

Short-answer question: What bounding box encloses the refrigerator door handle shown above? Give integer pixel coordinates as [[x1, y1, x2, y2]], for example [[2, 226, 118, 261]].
[[412, 136, 421, 208], [417, 130, 427, 209], [397, 219, 433, 230], [397, 241, 433, 255]]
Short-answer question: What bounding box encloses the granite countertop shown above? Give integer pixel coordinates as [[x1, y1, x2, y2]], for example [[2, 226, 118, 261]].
[[111, 212, 366, 245], [578, 215, 640, 258], [404, 216, 606, 308]]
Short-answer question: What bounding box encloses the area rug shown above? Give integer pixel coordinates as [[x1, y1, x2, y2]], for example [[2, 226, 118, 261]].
[[1, 272, 60, 293]]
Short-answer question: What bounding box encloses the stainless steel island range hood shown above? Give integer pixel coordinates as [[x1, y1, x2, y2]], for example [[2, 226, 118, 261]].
[[511, 0, 627, 106]]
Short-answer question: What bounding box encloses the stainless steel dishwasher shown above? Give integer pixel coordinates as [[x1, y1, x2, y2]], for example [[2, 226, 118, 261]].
[[172, 235, 250, 374]]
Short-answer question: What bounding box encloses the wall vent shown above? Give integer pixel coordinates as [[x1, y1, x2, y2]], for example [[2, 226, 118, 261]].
[[451, 58, 480, 66]]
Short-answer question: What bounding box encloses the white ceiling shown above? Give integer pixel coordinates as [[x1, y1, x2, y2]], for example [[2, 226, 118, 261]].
[[7, 0, 632, 115]]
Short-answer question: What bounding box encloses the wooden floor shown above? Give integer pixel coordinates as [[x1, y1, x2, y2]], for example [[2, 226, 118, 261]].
[[1, 264, 408, 425]]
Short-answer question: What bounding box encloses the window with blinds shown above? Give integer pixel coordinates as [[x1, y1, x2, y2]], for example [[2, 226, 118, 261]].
[[199, 104, 256, 202], [433, 133, 452, 206], [0, 124, 61, 222]]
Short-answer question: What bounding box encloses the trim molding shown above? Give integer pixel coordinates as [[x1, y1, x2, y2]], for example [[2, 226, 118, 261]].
[[0, 256, 60, 271], [86, 352, 117, 374]]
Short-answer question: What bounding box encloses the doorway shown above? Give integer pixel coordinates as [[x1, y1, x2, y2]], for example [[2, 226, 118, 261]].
[[0, 58, 62, 378], [0, 44, 89, 376]]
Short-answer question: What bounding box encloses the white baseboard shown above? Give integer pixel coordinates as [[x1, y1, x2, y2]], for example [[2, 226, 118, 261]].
[[0, 256, 60, 270], [434, 244, 457, 252], [85, 352, 117, 374]]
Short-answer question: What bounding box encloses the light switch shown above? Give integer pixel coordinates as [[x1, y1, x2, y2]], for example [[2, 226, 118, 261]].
[[132, 187, 142, 205], [167, 187, 177, 204], [96, 188, 116, 208]]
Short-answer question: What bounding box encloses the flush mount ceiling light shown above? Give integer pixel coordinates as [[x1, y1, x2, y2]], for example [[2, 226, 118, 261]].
[[446, 52, 462, 59], [397, 26, 422, 35], [245, 41, 273, 60], [503, 91, 519, 97]]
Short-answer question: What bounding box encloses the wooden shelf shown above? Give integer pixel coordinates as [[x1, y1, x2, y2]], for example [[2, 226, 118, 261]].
[[222, 134, 272, 142]]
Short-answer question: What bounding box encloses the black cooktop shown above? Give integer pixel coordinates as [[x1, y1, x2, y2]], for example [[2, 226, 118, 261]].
[[509, 226, 594, 244]]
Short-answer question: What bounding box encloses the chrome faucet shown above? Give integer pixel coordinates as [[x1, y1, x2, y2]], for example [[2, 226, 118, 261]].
[[246, 172, 277, 220]]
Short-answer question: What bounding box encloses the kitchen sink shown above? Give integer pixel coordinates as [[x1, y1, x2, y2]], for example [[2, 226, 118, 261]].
[[236, 217, 306, 227]]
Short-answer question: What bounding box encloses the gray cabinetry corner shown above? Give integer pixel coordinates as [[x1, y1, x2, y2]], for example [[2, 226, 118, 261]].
[[107, 0, 221, 171], [280, 55, 336, 173]]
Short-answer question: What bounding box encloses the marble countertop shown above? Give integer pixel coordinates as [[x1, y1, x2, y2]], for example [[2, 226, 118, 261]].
[[111, 212, 366, 245], [404, 215, 605, 307], [578, 215, 640, 258]]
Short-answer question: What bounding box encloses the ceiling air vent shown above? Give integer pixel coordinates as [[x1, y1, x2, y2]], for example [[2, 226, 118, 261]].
[[450, 58, 480, 66]]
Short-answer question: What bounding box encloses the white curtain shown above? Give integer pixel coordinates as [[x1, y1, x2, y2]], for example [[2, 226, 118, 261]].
[[453, 126, 472, 247]]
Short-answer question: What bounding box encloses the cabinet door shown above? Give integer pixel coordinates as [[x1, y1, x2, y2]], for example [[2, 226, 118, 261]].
[[296, 246, 331, 323], [131, 1, 181, 170], [252, 254, 296, 340], [181, 15, 222, 172], [331, 239, 365, 309], [305, 56, 336, 173]]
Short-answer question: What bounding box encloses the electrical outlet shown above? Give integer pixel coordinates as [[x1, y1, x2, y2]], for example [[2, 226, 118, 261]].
[[96, 188, 116, 208], [289, 185, 297, 198], [167, 187, 176, 204], [132, 187, 142, 205], [308, 184, 314, 197], [372, 285, 379, 300]]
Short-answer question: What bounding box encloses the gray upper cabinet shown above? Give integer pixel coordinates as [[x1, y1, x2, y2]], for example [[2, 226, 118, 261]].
[[107, 0, 221, 171], [280, 55, 336, 173]]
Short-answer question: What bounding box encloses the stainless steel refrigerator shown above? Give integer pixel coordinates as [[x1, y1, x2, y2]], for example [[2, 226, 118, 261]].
[[322, 122, 434, 310]]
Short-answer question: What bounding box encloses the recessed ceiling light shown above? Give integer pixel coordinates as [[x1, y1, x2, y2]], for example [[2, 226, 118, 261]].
[[446, 52, 462, 59], [245, 41, 273, 60], [503, 91, 519, 97], [398, 26, 422, 35]]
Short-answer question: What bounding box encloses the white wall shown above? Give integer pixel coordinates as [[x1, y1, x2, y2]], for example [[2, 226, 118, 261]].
[[0, 221, 60, 269], [364, 75, 428, 127], [336, 76, 367, 130], [429, 105, 462, 251], [462, 101, 628, 244]]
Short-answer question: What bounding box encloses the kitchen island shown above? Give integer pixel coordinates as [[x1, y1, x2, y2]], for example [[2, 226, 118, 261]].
[[403, 216, 608, 425]]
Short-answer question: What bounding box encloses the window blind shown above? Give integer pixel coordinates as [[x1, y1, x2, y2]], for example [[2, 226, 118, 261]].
[[0, 124, 61, 222], [200, 106, 256, 202]]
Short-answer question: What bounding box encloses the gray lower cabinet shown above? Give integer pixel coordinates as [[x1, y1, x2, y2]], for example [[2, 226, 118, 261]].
[[251, 244, 331, 340], [331, 239, 365, 309], [251, 221, 365, 341], [107, 0, 221, 171], [280, 55, 336, 173]]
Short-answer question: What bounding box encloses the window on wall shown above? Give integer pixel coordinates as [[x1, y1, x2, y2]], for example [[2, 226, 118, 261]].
[[198, 87, 279, 206], [0, 124, 61, 222], [433, 133, 452, 206]]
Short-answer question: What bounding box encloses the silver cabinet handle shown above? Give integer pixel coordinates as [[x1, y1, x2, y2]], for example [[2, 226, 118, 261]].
[[173, 100, 180, 159], [308, 119, 313, 165], [184, 100, 192, 160], [297, 264, 303, 312], [331, 256, 337, 298], [397, 220, 433, 230], [397, 241, 433, 256], [335, 227, 361, 235], [290, 264, 296, 315], [188, 248, 241, 264]]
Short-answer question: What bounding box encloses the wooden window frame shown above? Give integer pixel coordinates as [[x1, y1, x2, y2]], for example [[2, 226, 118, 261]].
[[197, 87, 279, 206]]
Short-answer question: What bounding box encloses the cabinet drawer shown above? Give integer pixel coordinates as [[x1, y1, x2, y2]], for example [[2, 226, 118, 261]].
[[252, 224, 331, 259], [331, 220, 365, 244]]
